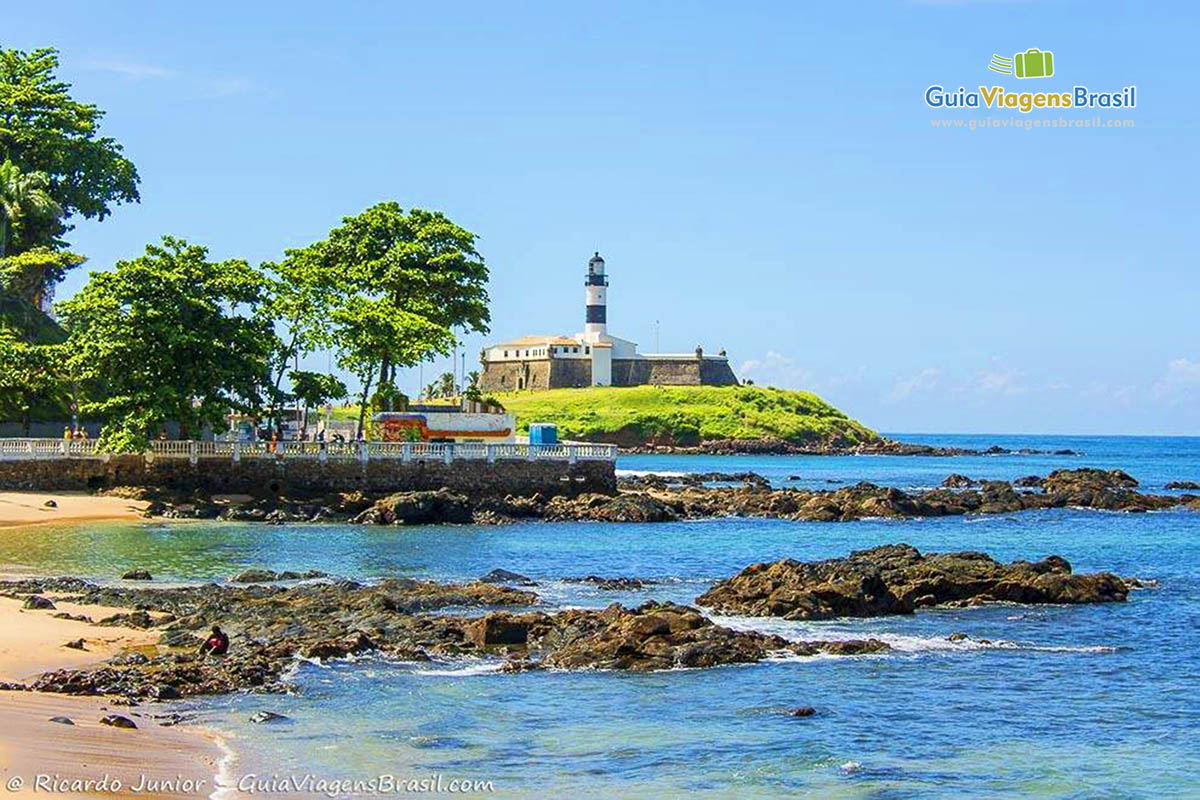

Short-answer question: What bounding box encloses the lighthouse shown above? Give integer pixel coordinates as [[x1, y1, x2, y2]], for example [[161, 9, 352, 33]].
[[584, 251, 608, 342]]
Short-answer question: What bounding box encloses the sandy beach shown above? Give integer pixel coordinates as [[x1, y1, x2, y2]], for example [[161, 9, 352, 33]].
[[0, 586, 224, 798], [0, 492, 148, 529]]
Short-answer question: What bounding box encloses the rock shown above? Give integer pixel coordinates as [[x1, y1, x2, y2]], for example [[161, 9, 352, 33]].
[[1013, 475, 1043, 487], [63, 639, 86, 650], [942, 474, 976, 488], [97, 611, 155, 629], [303, 631, 377, 660], [53, 612, 93, 623], [22, 595, 55, 610], [465, 614, 531, 647], [696, 544, 1129, 621], [154, 684, 182, 700], [788, 706, 816, 717], [479, 569, 535, 586], [948, 632, 968, 642], [249, 711, 290, 724], [99, 714, 137, 729], [351, 489, 474, 525], [591, 494, 676, 523], [43, 499, 57, 508], [1166, 481, 1200, 490], [230, 569, 279, 583], [121, 569, 153, 581], [48, 716, 74, 725], [563, 576, 650, 591]]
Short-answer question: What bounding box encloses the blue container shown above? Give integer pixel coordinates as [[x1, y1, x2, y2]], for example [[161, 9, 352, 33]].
[[528, 423, 559, 445]]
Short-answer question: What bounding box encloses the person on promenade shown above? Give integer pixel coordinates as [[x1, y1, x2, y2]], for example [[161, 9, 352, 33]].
[[199, 625, 230, 657], [63, 427, 71, 441]]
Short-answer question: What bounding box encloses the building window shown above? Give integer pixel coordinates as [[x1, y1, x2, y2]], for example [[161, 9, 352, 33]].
[[585, 347, 590, 354]]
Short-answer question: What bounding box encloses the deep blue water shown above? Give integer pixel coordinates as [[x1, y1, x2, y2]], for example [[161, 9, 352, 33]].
[[5, 434, 1199, 798]]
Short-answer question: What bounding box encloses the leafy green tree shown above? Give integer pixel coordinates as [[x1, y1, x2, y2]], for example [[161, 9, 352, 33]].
[[295, 202, 491, 436], [257, 250, 341, 433], [1, 246, 84, 311], [57, 237, 275, 450], [0, 47, 140, 250], [0, 159, 62, 257], [0, 331, 68, 433], [288, 370, 347, 438], [436, 371, 457, 398], [465, 370, 482, 402]]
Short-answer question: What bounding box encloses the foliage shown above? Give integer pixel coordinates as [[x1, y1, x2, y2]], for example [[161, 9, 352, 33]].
[[0, 47, 140, 250], [290, 370, 348, 410], [0, 329, 68, 431], [493, 385, 880, 447], [1, 247, 85, 305], [464, 370, 483, 402], [290, 202, 491, 434], [56, 236, 275, 450], [0, 159, 62, 256]]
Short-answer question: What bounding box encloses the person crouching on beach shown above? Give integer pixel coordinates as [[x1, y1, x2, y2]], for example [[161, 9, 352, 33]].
[[199, 625, 230, 657]]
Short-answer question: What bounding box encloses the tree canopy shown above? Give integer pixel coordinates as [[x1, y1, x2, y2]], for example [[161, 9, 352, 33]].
[[288, 202, 491, 434], [56, 237, 275, 450], [0, 47, 140, 249]]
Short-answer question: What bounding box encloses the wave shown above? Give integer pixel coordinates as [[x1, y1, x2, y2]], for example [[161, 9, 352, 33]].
[[410, 660, 505, 677], [710, 614, 1119, 656]]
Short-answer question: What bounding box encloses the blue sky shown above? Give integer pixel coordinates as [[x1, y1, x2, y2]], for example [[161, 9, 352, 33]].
[[5, 1, 1197, 434]]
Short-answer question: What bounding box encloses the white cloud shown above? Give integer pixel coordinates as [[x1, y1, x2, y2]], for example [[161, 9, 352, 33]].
[[82, 59, 250, 97], [1152, 358, 1200, 403], [83, 60, 175, 79], [967, 366, 1028, 397], [886, 368, 941, 402], [739, 350, 812, 388]]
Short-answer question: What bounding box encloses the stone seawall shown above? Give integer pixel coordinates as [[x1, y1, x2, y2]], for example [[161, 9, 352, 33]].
[[0, 456, 616, 499]]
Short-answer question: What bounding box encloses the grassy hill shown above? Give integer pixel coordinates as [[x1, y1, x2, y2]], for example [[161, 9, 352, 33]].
[[493, 385, 880, 448]]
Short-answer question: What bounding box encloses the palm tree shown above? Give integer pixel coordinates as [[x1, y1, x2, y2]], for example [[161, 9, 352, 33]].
[[423, 382, 438, 401], [0, 160, 61, 257], [437, 371, 457, 398]]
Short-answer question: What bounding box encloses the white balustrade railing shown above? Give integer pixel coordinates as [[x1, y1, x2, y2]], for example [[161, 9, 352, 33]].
[[0, 438, 617, 464]]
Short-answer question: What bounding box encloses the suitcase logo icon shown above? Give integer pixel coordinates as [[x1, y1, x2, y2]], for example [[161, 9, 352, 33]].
[[988, 48, 1055, 79]]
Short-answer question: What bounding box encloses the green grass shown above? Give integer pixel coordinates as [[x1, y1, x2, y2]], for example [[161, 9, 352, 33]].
[[492, 385, 880, 447]]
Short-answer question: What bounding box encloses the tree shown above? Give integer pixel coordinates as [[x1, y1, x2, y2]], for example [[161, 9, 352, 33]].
[[56, 236, 275, 450], [0, 47, 139, 250], [289, 370, 347, 438], [295, 202, 491, 436], [436, 371, 457, 399], [0, 331, 68, 433], [465, 370, 482, 402], [258, 249, 341, 433], [0, 159, 62, 257], [1, 247, 85, 312]]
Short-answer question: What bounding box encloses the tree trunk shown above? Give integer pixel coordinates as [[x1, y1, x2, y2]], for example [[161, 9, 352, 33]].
[[355, 372, 375, 440], [0, 214, 7, 258]]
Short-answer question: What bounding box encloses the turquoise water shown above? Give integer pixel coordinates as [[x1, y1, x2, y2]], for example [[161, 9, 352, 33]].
[[5, 435, 1200, 798]]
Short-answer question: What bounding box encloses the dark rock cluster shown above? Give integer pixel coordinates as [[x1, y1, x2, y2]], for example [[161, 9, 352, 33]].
[[696, 544, 1130, 620]]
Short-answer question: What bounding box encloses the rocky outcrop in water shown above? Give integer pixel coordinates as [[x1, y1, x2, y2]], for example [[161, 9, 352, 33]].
[[351, 489, 474, 525], [8, 573, 891, 698], [695, 544, 1130, 620]]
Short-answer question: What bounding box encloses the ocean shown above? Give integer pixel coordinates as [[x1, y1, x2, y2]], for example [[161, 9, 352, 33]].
[[4, 434, 1198, 798]]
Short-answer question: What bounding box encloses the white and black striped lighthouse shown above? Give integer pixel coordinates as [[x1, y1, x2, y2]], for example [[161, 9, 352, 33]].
[[584, 251, 608, 339]]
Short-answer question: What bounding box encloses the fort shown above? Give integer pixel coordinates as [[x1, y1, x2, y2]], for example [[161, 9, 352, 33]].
[[478, 252, 739, 392]]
